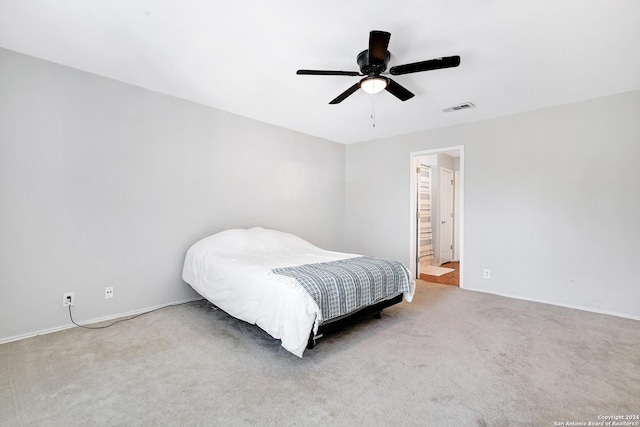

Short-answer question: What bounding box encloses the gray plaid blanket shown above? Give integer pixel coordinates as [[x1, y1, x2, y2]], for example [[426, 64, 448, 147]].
[[272, 256, 410, 322]]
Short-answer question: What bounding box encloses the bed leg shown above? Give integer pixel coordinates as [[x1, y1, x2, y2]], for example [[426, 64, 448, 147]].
[[307, 333, 316, 349], [373, 311, 382, 319]]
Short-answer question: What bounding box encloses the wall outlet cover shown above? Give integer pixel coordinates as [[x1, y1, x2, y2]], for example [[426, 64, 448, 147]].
[[63, 292, 74, 307]]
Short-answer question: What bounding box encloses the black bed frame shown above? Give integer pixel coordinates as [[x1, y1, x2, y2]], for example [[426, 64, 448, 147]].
[[306, 293, 404, 349]]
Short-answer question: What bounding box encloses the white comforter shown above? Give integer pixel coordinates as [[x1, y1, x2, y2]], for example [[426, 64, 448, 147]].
[[182, 227, 415, 357]]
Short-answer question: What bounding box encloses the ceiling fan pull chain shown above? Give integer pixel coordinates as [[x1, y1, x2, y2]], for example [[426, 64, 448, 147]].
[[371, 94, 376, 128]]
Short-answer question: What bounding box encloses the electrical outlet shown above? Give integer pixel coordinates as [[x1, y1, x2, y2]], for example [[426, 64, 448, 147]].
[[105, 287, 114, 299], [63, 292, 74, 307], [483, 269, 491, 279]]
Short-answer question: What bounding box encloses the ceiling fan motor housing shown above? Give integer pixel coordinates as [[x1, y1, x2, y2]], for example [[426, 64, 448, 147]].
[[357, 50, 390, 76]]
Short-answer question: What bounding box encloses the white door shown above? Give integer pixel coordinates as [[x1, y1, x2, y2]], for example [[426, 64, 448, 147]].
[[439, 168, 454, 264], [416, 164, 433, 275], [454, 170, 461, 261]]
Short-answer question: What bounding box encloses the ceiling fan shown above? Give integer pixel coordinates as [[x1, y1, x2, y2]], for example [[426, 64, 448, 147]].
[[297, 30, 461, 104]]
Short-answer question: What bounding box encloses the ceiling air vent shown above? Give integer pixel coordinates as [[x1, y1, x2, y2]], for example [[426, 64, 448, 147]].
[[442, 102, 475, 113]]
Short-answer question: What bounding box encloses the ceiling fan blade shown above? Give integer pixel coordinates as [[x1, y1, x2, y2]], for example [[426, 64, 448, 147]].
[[389, 55, 461, 75], [385, 79, 415, 101], [329, 83, 361, 104], [297, 69, 361, 76], [368, 31, 391, 64]]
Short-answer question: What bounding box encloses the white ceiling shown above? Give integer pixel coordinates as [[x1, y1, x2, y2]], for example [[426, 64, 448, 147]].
[[1, 0, 639, 144]]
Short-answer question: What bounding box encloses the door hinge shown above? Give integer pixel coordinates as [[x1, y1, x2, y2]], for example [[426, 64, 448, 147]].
[[416, 166, 421, 174], [451, 179, 454, 185], [416, 211, 420, 218]]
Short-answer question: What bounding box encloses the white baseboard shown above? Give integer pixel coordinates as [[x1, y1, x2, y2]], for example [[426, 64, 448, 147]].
[[463, 286, 640, 322], [0, 297, 203, 345]]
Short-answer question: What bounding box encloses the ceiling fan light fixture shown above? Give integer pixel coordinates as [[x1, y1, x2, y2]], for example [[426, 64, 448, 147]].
[[360, 76, 388, 94]]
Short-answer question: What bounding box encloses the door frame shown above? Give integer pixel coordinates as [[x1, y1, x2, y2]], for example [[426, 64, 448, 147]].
[[409, 145, 464, 288]]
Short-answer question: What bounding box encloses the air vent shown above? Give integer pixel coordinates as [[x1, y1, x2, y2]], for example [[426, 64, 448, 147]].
[[442, 102, 475, 113]]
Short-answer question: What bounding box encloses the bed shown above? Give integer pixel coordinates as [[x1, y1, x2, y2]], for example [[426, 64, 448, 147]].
[[182, 227, 415, 357]]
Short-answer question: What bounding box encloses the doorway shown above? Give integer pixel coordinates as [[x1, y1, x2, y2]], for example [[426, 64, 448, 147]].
[[409, 146, 464, 287]]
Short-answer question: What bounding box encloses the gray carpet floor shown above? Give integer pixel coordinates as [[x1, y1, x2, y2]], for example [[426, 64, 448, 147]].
[[1, 281, 639, 427]]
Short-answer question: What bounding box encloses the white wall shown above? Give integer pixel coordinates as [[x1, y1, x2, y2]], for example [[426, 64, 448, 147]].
[[2, 46, 639, 343], [0, 48, 346, 341], [345, 90, 640, 319]]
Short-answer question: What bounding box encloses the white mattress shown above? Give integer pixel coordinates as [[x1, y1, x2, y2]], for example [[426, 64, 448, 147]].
[[182, 227, 414, 357]]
